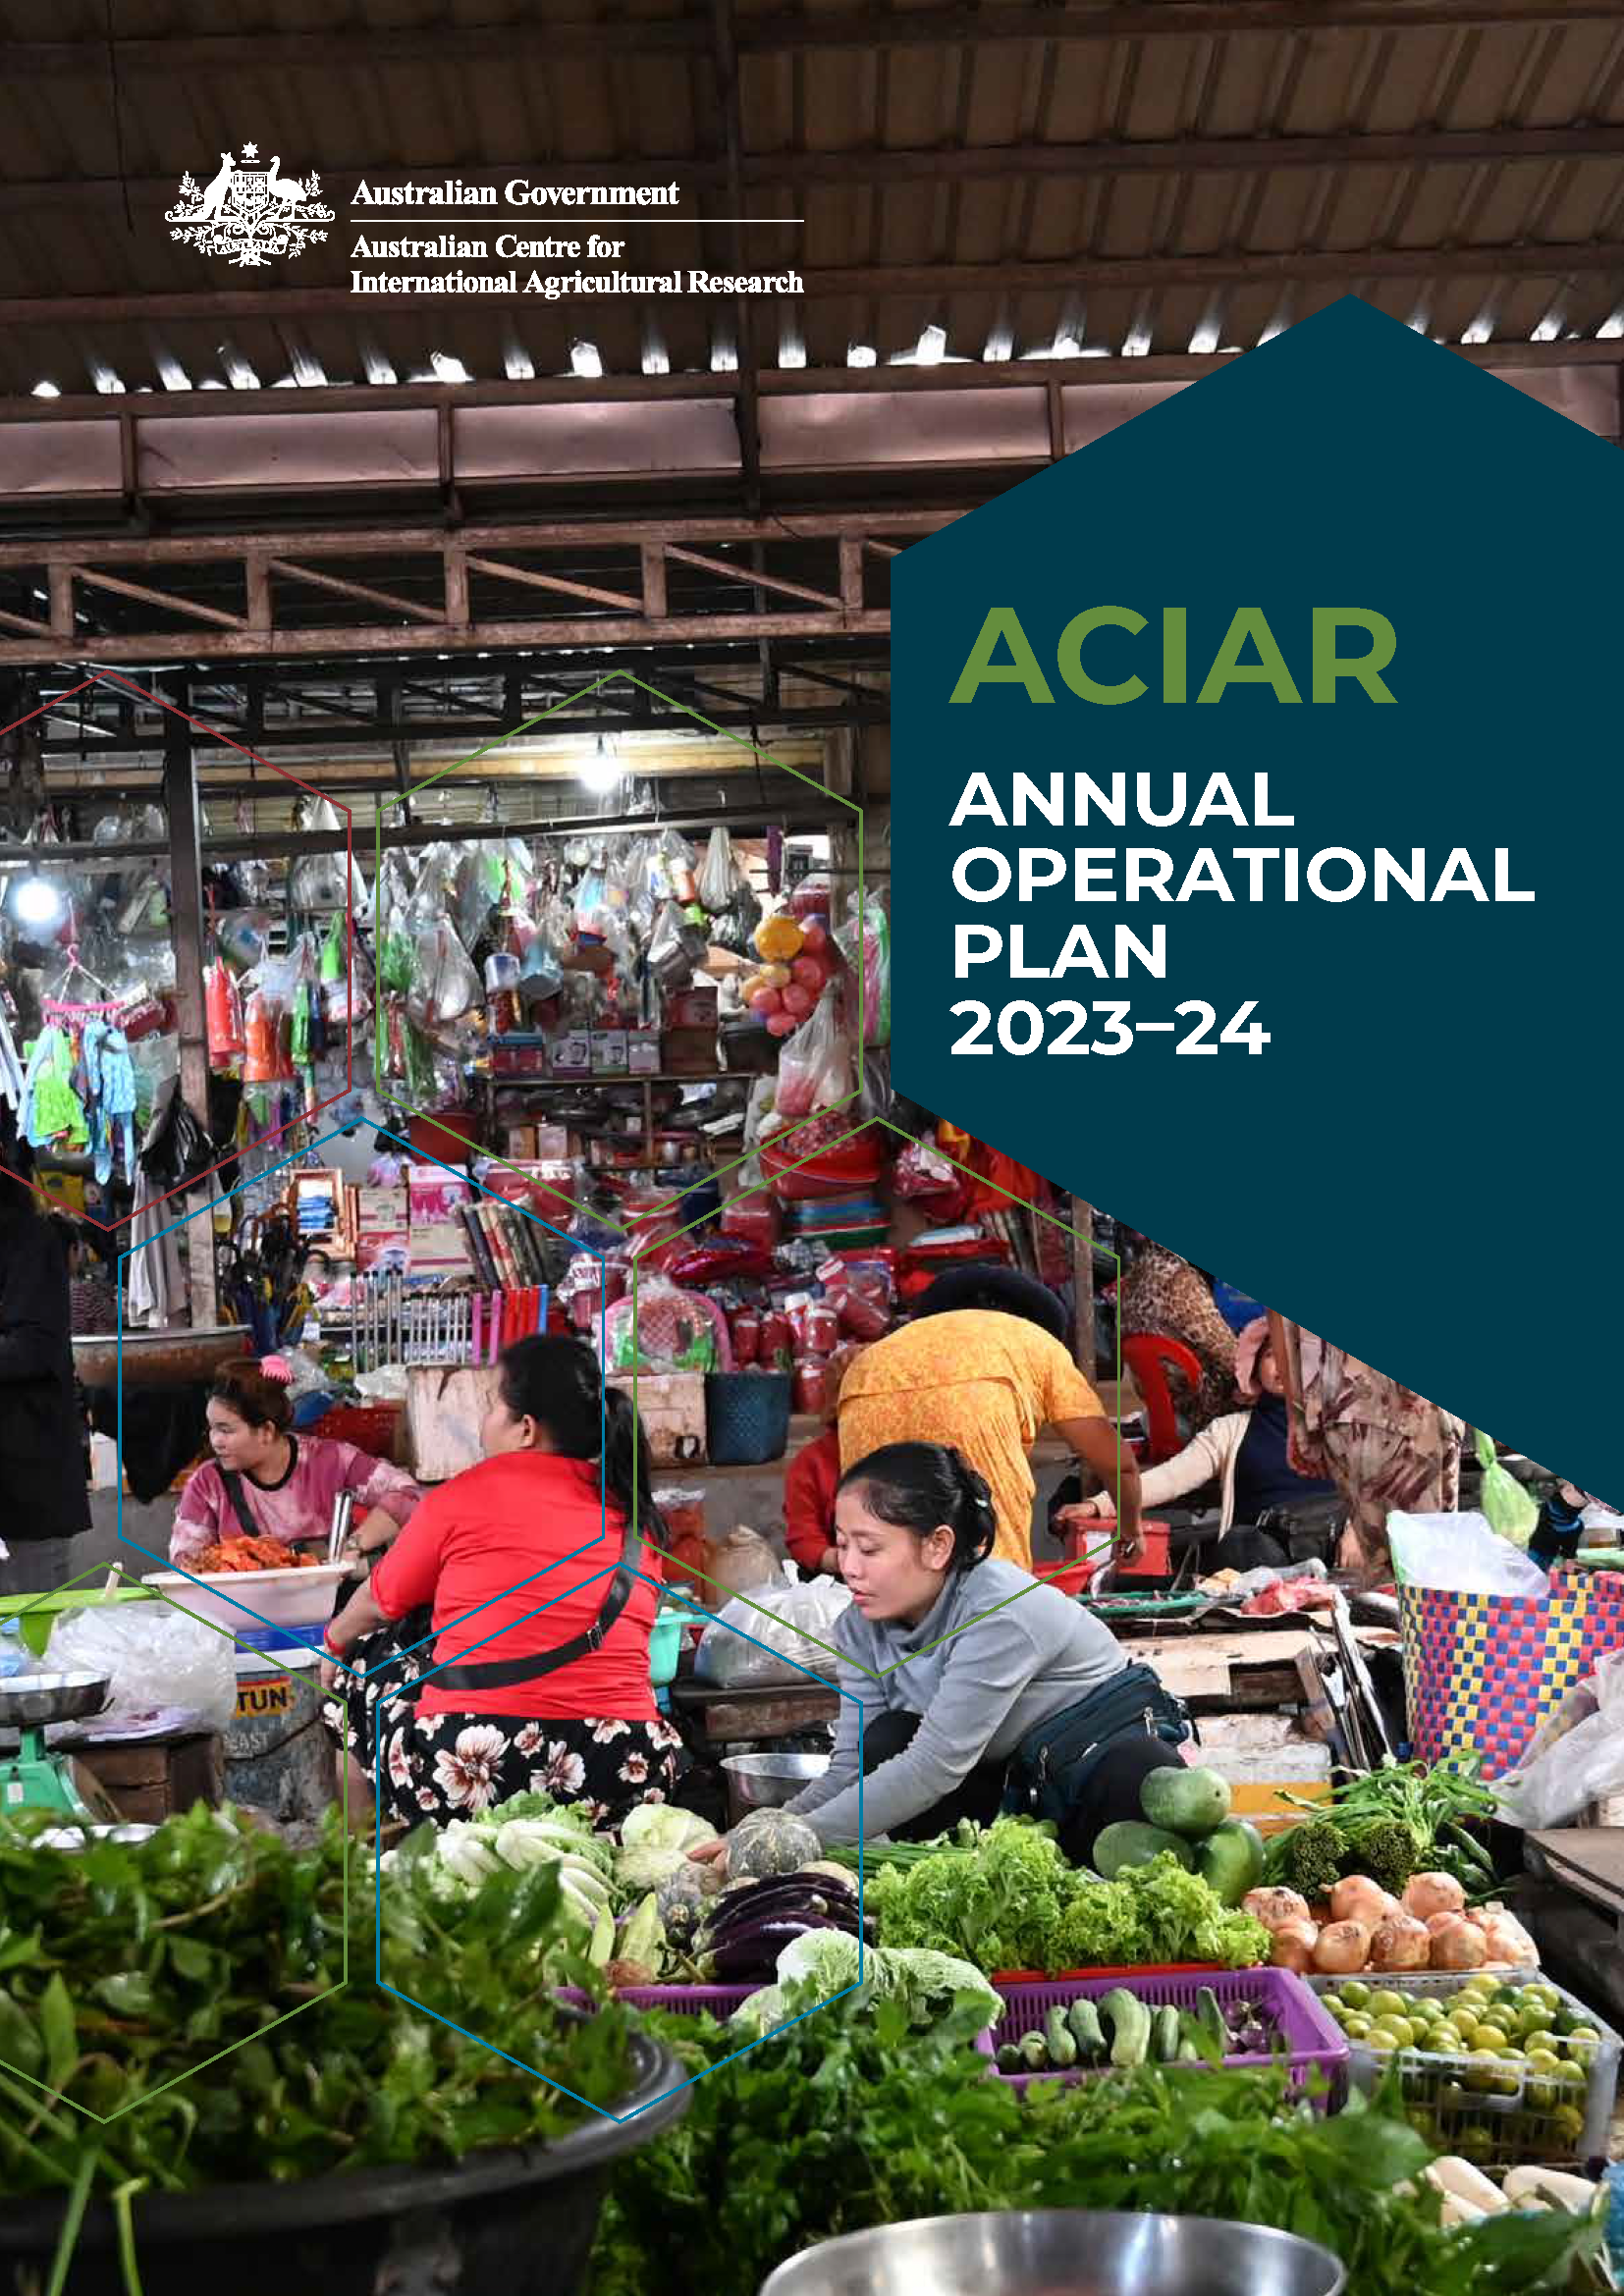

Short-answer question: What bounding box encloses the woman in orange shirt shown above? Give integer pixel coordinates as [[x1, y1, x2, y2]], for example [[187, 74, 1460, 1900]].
[[323, 1335, 682, 1827]]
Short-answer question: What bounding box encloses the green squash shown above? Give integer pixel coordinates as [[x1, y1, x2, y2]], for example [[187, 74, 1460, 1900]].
[[730, 1809, 822, 1879]]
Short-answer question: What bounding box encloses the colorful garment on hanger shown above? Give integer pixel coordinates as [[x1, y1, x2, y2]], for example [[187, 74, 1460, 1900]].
[[20, 1026, 88, 1151]]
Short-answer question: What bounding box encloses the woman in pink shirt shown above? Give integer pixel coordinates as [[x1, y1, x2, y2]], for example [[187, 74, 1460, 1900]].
[[171, 1360, 423, 1568]]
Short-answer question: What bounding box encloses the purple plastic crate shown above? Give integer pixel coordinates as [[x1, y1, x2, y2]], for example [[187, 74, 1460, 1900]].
[[555, 1983, 757, 2017], [982, 1968, 1348, 2104]]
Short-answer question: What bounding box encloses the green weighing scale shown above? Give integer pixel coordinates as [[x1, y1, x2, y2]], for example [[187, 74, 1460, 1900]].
[[0, 1670, 120, 1818]]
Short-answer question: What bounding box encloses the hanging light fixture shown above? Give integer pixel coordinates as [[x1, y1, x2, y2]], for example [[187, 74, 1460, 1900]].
[[11, 875, 65, 927], [580, 734, 621, 794]]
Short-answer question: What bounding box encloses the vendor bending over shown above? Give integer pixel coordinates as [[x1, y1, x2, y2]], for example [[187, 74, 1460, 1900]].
[[172, 1358, 423, 1568], [693, 1441, 1187, 1875]]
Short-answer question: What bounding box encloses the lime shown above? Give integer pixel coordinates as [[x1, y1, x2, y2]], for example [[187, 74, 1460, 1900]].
[[1550, 2105, 1585, 2145], [1565, 2024, 1599, 2053], [1320, 1994, 1345, 2018], [1479, 2005, 1517, 2034], [1463, 2052, 1502, 2093], [1365, 2031, 1397, 2055], [1343, 2016, 1373, 2041], [1554, 2061, 1587, 2092], [1523, 2027, 1557, 2056], [1458, 2125, 1493, 2163], [1469, 2022, 1508, 2052], [1340, 1980, 1372, 2009], [1369, 1990, 1408, 2020]]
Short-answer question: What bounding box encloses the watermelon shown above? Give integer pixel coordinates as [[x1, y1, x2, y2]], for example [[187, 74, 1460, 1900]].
[[1093, 1821, 1195, 1879]]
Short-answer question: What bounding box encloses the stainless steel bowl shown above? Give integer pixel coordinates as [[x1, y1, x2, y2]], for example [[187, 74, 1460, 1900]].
[[758, 2213, 1347, 2296], [0, 1670, 113, 1729], [722, 1751, 830, 1822]]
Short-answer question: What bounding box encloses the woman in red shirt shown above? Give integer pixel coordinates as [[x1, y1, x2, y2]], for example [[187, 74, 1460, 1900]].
[[323, 1335, 682, 1827]]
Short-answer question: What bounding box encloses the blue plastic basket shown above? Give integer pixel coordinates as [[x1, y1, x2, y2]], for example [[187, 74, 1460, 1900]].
[[704, 1371, 793, 1465]]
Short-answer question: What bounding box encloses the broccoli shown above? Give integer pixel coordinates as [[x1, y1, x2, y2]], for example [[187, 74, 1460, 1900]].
[[1340, 1818, 1421, 1898], [1274, 1820, 1345, 1901]]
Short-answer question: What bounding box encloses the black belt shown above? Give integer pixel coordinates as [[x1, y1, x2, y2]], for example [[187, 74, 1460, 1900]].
[[404, 1501, 645, 1698]]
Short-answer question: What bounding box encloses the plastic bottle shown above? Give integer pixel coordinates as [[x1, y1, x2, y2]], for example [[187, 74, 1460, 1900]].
[[0, 1620, 30, 1680]]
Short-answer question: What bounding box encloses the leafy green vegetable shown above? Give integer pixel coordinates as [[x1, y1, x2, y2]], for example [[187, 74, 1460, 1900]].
[[588, 1998, 1602, 2296], [0, 1804, 634, 2214], [867, 1822, 1268, 1974], [1266, 1758, 1500, 1896]]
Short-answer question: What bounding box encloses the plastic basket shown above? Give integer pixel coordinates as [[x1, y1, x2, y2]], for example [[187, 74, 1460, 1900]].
[[990, 1961, 1223, 1986], [1307, 1971, 1621, 2165], [982, 1969, 1347, 2102], [704, 1371, 792, 1465]]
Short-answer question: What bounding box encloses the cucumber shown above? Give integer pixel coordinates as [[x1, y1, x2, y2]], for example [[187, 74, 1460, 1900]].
[[1093, 1820, 1195, 1878], [1179, 2009, 1221, 2065], [1195, 1987, 1229, 2057], [997, 2043, 1024, 2074], [1140, 1765, 1233, 1840], [1175, 2039, 1203, 2063], [1019, 2031, 1050, 2073], [1045, 2005, 1079, 2069], [1152, 2005, 1182, 2064], [1099, 1987, 1152, 2070], [1066, 1999, 1106, 2062]]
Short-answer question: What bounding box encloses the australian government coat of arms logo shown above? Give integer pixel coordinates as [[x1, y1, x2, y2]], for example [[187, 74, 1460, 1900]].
[[166, 142, 335, 266]]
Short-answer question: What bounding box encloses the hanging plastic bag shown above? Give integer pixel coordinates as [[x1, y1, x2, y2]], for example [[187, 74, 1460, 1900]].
[[711, 880, 763, 957], [648, 897, 706, 991], [698, 826, 744, 915], [407, 921, 482, 1031], [137, 1082, 216, 1189], [775, 987, 854, 1120], [836, 890, 892, 1045], [288, 798, 353, 912], [651, 827, 699, 906], [205, 959, 244, 1061], [1474, 1429, 1540, 1550]]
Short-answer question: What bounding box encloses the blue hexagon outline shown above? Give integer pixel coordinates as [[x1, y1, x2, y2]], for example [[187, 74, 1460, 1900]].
[[369, 1582, 866, 2125], [112, 1119, 867, 2125]]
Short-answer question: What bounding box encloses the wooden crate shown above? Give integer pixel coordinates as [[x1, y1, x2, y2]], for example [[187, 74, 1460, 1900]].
[[609, 1371, 706, 1466], [76, 1732, 225, 1823]]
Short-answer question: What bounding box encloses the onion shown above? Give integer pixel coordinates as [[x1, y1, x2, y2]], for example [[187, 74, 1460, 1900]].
[[1370, 1911, 1431, 1971], [1330, 1876, 1399, 1931], [1242, 1887, 1313, 1933], [1312, 1919, 1374, 1974], [1402, 1872, 1467, 1923], [1427, 1916, 1488, 1971], [1269, 1918, 1320, 1973], [1479, 1913, 1538, 1967]]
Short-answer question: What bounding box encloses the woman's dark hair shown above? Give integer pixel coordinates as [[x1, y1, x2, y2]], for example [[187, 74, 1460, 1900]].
[[209, 1360, 295, 1434], [498, 1333, 664, 1543], [837, 1441, 997, 1575], [910, 1263, 1067, 1344]]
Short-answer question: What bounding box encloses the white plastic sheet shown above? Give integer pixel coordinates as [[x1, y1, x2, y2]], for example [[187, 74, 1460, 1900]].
[[1494, 1648, 1624, 1830], [1388, 1511, 1549, 1597], [694, 1568, 852, 1688]]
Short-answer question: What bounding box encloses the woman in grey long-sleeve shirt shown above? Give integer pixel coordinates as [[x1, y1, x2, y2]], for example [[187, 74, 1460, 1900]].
[[694, 1442, 1187, 1873]]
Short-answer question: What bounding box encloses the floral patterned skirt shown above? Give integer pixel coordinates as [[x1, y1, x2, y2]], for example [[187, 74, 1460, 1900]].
[[374, 1704, 684, 1829]]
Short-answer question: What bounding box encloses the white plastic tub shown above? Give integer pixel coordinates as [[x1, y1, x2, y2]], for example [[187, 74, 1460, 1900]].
[[142, 1563, 349, 1636]]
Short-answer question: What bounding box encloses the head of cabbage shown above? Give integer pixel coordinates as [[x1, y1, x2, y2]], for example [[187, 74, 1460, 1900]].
[[616, 1802, 718, 1893], [728, 1932, 999, 2041]]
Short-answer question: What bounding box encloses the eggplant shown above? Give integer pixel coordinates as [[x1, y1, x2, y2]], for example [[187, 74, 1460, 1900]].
[[707, 1913, 855, 1983], [702, 1880, 858, 1943]]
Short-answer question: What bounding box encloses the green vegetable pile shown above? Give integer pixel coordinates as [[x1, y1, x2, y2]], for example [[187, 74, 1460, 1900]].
[[589, 1992, 1603, 2296], [1266, 1759, 1500, 1901], [865, 1817, 1270, 1973], [0, 1806, 633, 2216]]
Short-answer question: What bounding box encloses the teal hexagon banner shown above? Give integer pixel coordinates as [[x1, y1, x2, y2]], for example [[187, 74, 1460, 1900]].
[[892, 295, 1620, 1499]]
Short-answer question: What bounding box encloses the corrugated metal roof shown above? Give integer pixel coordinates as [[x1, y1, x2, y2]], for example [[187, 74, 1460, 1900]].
[[0, 0, 1619, 399]]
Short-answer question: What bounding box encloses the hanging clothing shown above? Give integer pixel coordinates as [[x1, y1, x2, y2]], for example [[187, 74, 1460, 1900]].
[[126, 1164, 185, 1327], [1118, 1244, 1236, 1435], [21, 1026, 88, 1152]]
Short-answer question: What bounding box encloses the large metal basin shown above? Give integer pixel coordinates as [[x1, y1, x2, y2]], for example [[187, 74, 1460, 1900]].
[[759, 2212, 1346, 2296], [722, 1750, 829, 1824], [73, 1324, 250, 1390]]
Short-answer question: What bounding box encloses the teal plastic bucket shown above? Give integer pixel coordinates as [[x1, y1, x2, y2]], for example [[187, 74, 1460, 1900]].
[[649, 1605, 686, 1687]]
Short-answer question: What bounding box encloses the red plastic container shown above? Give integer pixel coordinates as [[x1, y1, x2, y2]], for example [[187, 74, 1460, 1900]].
[[979, 1969, 1347, 2102], [317, 1405, 401, 1462]]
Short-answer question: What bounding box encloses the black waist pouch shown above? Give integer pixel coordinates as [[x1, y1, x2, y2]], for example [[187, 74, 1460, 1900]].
[[1003, 1663, 1192, 1830]]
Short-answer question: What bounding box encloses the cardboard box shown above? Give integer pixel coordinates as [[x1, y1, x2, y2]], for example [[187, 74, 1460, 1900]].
[[408, 1219, 472, 1274], [590, 1028, 628, 1076], [503, 1125, 539, 1160], [665, 985, 719, 1032], [550, 1029, 591, 1076], [626, 1029, 661, 1074], [607, 1370, 706, 1466], [662, 1027, 719, 1077]]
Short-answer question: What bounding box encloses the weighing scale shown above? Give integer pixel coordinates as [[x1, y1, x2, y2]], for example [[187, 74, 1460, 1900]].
[[0, 1670, 118, 1818]]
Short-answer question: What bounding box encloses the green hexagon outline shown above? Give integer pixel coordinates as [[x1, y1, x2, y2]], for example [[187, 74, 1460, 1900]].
[[379, 674, 1130, 1681], [0, 1559, 351, 2127]]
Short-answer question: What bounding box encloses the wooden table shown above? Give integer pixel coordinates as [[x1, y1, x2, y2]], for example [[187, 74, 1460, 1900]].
[[1526, 1829, 1624, 1938], [670, 1678, 840, 1745]]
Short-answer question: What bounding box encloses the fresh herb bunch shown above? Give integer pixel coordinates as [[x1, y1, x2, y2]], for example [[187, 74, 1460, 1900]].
[[589, 1994, 1601, 2296], [867, 1820, 1267, 1973], [0, 1806, 633, 2205], [1266, 1759, 1500, 1896]]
